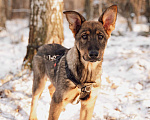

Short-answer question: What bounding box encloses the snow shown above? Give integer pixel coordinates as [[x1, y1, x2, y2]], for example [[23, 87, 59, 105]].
[[0, 15, 150, 120]]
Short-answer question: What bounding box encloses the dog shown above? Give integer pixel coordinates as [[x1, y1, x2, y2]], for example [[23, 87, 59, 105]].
[[29, 5, 117, 120]]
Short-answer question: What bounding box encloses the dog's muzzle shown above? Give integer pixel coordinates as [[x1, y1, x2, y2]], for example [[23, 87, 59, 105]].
[[83, 50, 101, 62], [89, 50, 99, 59]]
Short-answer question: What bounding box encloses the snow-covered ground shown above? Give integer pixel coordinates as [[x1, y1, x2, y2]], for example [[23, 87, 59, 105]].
[[0, 15, 150, 120]]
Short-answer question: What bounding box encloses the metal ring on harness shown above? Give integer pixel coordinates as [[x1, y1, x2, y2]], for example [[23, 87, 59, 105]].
[[81, 84, 92, 93]]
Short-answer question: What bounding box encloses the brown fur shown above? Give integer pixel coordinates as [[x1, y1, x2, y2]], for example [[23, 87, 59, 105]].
[[29, 5, 117, 120]]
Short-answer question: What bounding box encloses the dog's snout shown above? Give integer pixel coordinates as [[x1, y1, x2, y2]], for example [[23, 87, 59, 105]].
[[89, 50, 99, 58]]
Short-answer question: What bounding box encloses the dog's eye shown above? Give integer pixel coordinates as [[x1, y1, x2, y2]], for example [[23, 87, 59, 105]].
[[98, 34, 103, 40], [82, 34, 88, 40]]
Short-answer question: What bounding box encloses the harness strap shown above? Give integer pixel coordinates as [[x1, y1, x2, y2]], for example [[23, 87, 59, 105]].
[[64, 56, 99, 101], [65, 60, 80, 86]]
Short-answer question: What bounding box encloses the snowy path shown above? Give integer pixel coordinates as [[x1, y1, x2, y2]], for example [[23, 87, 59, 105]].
[[0, 17, 150, 120]]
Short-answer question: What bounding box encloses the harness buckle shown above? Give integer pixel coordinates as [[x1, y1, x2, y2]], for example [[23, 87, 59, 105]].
[[81, 84, 92, 93]]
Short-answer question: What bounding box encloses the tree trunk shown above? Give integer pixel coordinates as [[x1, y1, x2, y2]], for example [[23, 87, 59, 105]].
[[46, 0, 64, 44], [145, 0, 150, 32], [0, 0, 6, 31], [23, 0, 64, 69], [11, 0, 30, 19], [134, 0, 142, 24], [124, 0, 134, 31], [4, 0, 12, 20], [85, 0, 91, 20], [99, 1, 102, 15]]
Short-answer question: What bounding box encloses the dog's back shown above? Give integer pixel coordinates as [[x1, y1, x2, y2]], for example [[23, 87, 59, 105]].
[[32, 44, 68, 86], [37, 44, 67, 58]]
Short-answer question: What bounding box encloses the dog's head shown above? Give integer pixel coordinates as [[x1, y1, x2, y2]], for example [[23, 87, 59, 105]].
[[64, 5, 117, 62]]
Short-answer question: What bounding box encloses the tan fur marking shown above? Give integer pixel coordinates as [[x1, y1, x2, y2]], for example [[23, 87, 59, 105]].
[[48, 84, 55, 98]]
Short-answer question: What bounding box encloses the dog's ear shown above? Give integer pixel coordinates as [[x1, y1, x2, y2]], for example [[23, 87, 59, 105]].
[[63, 11, 86, 36], [98, 5, 117, 37]]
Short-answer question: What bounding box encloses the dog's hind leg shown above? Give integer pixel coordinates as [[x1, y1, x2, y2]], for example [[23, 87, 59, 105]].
[[29, 57, 47, 120], [29, 75, 47, 120]]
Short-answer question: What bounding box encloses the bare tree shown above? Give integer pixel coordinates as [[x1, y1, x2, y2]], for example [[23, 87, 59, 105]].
[[145, 0, 150, 32], [84, 0, 93, 20], [0, 0, 6, 31], [11, 0, 30, 19], [93, 0, 103, 18], [23, 0, 64, 69], [64, 0, 85, 13], [4, 0, 30, 19], [4, 0, 12, 19], [124, 0, 134, 31]]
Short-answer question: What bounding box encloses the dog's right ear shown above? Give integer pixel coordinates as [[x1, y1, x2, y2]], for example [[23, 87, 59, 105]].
[[63, 11, 86, 36]]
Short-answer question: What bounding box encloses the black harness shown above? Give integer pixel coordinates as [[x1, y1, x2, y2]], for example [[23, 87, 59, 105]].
[[44, 53, 94, 102], [64, 59, 93, 100]]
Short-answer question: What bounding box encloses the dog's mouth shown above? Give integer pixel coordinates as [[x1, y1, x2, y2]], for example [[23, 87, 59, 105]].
[[83, 56, 101, 62]]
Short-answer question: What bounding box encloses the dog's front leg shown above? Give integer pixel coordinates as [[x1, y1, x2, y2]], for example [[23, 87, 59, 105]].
[[80, 88, 99, 120], [48, 100, 63, 120], [48, 92, 68, 120]]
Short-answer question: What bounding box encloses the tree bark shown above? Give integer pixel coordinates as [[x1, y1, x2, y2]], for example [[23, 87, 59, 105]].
[[23, 0, 64, 69], [46, 0, 64, 44]]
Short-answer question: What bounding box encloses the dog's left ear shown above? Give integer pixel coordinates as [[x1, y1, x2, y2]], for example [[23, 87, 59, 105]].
[[98, 5, 117, 37], [63, 11, 86, 36]]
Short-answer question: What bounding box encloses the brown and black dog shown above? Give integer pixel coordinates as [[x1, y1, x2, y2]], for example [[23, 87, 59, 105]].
[[29, 5, 117, 120]]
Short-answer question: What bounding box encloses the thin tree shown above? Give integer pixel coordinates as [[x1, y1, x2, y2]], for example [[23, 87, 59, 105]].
[[145, 0, 150, 32], [84, 0, 93, 20], [0, 0, 6, 31], [23, 0, 64, 69]]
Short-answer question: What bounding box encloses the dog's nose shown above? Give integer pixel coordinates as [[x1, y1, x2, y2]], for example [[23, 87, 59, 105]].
[[89, 50, 99, 58]]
